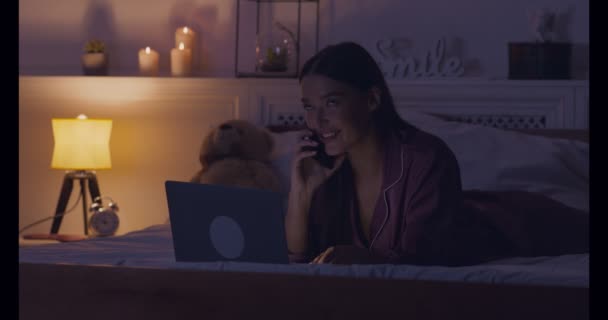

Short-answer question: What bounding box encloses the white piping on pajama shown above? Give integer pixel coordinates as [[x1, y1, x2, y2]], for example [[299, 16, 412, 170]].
[[369, 145, 405, 250]]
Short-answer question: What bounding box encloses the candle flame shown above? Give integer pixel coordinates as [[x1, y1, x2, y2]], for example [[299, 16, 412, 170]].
[[145, 47, 151, 54], [183, 27, 189, 34], [179, 42, 185, 50]]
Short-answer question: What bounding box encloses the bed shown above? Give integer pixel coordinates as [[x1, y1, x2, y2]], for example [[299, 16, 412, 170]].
[[19, 109, 589, 320]]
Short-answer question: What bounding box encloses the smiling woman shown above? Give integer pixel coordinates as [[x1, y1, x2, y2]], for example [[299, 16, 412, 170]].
[[284, 41, 589, 266]]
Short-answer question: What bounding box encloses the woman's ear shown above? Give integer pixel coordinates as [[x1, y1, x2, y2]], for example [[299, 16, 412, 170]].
[[368, 86, 382, 111]]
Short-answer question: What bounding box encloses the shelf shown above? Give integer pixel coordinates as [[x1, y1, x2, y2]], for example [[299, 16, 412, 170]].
[[18, 75, 588, 86], [237, 71, 298, 79], [245, 0, 318, 2]]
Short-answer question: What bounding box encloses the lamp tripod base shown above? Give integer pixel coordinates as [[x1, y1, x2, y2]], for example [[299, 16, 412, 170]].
[[49, 170, 102, 236]]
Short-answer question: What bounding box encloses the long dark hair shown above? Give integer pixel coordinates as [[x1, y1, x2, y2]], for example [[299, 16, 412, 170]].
[[298, 41, 410, 139], [299, 42, 412, 249]]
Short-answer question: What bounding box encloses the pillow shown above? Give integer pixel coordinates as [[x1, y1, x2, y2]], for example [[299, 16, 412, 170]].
[[399, 109, 589, 212]]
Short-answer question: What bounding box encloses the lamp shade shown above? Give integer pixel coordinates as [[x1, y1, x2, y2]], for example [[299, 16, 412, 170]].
[[51, 116, 112, 170]]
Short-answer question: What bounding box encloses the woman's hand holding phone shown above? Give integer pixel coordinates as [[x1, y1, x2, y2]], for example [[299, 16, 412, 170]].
[[291, 129, 345, 201], [285, 129, 344, 256]]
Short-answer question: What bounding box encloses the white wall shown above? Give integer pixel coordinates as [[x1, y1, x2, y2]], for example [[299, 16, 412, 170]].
[[19, 0, 589, 79]]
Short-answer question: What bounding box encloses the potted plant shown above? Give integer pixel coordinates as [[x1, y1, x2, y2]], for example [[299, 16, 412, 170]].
[[82, 39, 109, 76]]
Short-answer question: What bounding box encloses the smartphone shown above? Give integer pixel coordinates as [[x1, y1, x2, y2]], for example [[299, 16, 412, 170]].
[[301, 133, 335, 169]]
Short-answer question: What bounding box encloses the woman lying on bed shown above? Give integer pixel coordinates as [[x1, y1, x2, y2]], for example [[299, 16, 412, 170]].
[[285, 41, 589, 266]]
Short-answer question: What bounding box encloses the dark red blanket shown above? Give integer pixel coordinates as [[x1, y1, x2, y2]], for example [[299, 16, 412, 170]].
[[462, 190, 589, 259]]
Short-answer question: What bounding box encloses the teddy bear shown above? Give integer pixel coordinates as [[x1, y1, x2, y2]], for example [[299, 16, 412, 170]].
[[190, 119, 284, 194]]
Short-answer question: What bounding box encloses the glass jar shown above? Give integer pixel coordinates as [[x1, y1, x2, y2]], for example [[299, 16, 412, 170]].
[[255, 22, 296, 74]]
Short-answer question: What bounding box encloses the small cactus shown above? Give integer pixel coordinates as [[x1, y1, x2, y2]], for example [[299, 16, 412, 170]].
[[84, 40, 106, 53]]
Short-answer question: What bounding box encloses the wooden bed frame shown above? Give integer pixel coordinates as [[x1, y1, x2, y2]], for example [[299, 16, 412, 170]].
[[19, 262, 588, 320], [18, 129, 589, 320]]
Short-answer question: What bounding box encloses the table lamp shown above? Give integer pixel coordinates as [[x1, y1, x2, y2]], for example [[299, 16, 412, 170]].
[[49, 114, 112, 236]]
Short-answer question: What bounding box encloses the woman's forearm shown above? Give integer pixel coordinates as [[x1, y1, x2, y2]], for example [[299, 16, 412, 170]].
[[285, 188, 312, 255]]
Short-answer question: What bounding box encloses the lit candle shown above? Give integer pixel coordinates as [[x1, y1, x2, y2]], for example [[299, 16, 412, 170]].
[[170, 42, 192, 77], [175, 26, 196, 50], [138, 46, 159, 76]]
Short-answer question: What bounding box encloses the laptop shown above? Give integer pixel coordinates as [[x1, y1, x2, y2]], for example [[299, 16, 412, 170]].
[[165, 180, 290, 264]]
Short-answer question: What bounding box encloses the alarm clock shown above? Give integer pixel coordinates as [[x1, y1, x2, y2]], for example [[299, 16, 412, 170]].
[[88, 196, 120, 237]]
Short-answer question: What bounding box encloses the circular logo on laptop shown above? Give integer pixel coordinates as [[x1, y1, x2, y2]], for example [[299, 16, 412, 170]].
[[209, 216, 245, 259]]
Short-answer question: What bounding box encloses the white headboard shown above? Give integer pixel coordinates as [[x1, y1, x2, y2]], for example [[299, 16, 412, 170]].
[[256, 79, 588, 130]]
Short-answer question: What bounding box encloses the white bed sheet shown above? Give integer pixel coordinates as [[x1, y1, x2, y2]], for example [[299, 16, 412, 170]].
[[19, 223, 589, 288]]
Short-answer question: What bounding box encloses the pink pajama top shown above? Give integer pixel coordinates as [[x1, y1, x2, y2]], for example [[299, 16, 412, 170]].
[[289, 123, 589, 265]]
